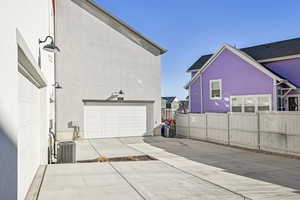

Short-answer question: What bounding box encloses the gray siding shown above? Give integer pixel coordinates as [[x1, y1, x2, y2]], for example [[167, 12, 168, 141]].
[[55, 0, 162, 138]]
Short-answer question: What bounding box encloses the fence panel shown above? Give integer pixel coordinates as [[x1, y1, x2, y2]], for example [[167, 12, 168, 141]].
[[175, 113, 189, 137], [260, 112, 300, 156], [189, 113, 206, 140], [175, 112, 300, 157], [229, 113, 259, 149], [206, 113, 229, 144]]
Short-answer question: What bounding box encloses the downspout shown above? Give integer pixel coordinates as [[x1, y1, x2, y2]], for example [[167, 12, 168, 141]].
[[53, 0, 58, 161]]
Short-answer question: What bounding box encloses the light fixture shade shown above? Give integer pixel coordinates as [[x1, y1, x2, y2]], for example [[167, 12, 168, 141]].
[[53, 82, 62, 89], [119, 90, 124, 95], [43, 42, 60, 53]]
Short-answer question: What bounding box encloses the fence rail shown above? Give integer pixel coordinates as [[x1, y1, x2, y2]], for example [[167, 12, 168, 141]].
[[176, 112, 300, 156]]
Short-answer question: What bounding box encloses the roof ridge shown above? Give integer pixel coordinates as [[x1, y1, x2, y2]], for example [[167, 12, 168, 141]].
[[240, 37, 300, 50], [187, 37, 300, 72]]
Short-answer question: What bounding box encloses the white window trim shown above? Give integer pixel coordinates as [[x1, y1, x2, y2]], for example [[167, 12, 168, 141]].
[[230, 94, 272, 113], [210, 79, 222, 100]]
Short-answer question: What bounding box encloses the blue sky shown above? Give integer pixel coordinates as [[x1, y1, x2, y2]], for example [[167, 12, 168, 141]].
[[95, 0, 300, 99]]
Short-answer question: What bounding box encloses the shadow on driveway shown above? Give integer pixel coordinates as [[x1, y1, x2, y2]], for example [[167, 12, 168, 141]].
[[142, 137, 300, 192]]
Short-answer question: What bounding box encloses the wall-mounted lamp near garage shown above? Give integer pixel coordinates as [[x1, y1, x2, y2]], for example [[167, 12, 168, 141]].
[[117, 89, 125, 101], [39, 36, 60, 53], [38, 35, 60, 67], [53, 82, 62, 89]]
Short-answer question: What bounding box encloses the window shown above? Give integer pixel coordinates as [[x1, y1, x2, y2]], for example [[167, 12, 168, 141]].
[[230, 94, 271, 113], [288, 96, 299, 111], [231, 97, 243, 112], [258, 96, 271, 111], [244, 96, 256, 113], [210, 80, 222, 100]]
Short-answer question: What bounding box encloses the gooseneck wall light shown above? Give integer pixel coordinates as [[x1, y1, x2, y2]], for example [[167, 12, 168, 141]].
[[38, 35, 60, 67]]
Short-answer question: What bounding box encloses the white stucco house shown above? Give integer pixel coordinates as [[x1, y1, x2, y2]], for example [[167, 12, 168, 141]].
[[0, 1, 56, 199], [1, 0, 165, 199], [55, 0, 166, 139]]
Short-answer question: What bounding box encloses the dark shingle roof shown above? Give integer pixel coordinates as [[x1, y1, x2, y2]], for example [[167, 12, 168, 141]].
[[188, 54, 213, 71], [162, 96, 176, 104], [187, 37, 300, 71]]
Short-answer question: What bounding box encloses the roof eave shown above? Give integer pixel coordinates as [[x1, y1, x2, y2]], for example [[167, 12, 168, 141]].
[[184, 44, 299, 90], [78, 0, 167, 55]]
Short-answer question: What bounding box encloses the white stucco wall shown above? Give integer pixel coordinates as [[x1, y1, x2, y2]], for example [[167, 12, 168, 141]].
[[0, 0, 54, 199], [55, 0, 162, 139], [0, 3, 18, 199]]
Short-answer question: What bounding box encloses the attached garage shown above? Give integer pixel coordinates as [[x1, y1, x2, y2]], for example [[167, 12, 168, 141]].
[[83, 100, 154, 138], [17, 35, 48, 200]]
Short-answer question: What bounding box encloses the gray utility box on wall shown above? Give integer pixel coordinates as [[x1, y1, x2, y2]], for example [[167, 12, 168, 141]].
[[57, 141, 76, 164]]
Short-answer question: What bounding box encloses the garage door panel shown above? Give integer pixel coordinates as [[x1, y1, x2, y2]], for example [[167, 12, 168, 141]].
[[84, 105, 147, 138]]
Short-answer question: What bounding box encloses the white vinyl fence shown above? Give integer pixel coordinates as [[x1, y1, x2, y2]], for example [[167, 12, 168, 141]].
[[176, 112, 300, 156]]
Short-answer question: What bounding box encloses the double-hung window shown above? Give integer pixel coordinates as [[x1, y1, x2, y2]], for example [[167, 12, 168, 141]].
[[210, 79, 222, 100]]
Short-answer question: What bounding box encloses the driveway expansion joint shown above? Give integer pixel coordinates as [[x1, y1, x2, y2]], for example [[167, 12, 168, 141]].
[[87, 139, 147, 200]]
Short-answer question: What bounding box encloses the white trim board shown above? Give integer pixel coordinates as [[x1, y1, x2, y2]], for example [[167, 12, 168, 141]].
[[258, 54, 300, 63], [184, 44, 297, 90], [17, 29, 47, 88]]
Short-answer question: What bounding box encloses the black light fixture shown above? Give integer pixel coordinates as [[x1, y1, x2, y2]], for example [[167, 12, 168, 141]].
[[39, 36, 60, 53], [38, 36, 60, 67], [117, 89, 125, 101], [52, 82, 62, 89]]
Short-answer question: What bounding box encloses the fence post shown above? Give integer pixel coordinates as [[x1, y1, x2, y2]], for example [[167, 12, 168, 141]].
[[257, 112, 261, 150], [187, 113, 190, 139], [227, 113, 230, 145]]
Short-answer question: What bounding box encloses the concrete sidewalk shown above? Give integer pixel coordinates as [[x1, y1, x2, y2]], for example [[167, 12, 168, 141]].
[[37, 137, 300, 200]]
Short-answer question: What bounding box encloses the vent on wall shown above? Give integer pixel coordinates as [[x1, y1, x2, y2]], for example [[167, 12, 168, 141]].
[[57, 141, 76, 164]]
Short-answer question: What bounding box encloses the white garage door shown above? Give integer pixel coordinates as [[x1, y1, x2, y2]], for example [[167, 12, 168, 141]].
[[84, 105, 147, 138], [18, 73, 42, 199]]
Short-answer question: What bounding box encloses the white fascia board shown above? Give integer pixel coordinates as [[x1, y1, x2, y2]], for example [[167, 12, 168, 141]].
[[184, 44, 297, 90], [258, 54, 300, 63]]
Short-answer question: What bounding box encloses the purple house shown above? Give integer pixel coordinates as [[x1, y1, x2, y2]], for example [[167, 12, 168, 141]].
[[185, 38, 300, 113]]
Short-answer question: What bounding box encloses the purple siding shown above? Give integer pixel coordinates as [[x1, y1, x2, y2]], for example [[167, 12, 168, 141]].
[[190, 76, 202, 112], [264, 58, 300, 88], [190, 49, 274, 113]]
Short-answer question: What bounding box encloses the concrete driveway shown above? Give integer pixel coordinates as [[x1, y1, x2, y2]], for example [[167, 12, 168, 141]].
[[37, 137, 300, 200]]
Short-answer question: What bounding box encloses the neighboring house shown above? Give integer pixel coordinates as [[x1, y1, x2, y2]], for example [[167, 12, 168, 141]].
[[0, 0, 56, 199], [161, 97, 181, 121], [55, 0, 166, 139], [185, 38, 300, 113], [161, 97, 180, 110], [178, 100, 189, 113]]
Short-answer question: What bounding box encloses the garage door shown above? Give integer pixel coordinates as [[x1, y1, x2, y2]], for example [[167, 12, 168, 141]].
[[84, 105, 147, 138]]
